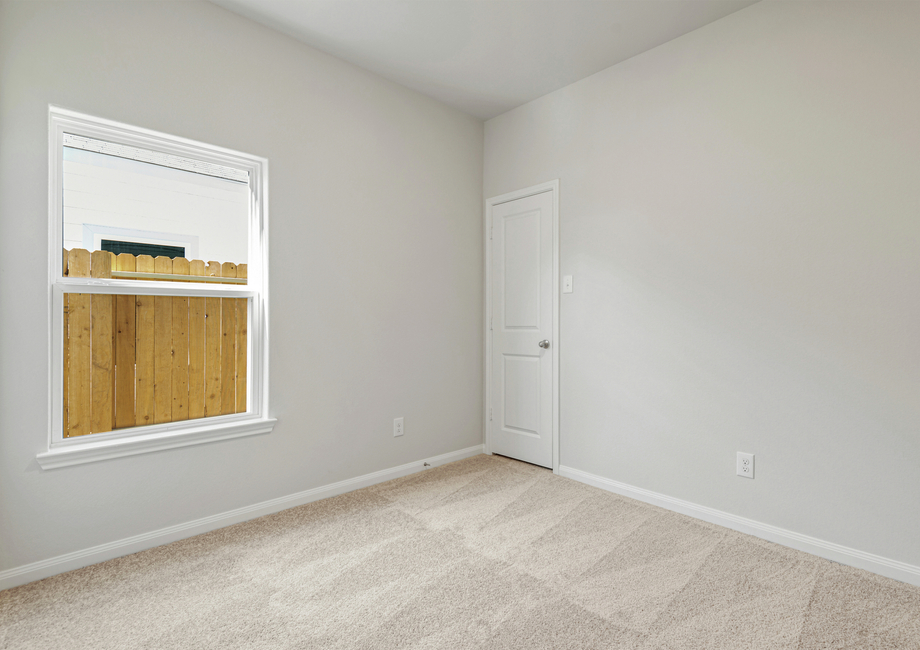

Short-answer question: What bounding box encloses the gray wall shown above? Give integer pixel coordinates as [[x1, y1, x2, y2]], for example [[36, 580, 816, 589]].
[[485, 1, 920, 567], [0, 1, 483, 571]]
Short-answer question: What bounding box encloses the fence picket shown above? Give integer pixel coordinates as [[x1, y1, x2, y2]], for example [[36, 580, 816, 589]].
[[153, 256, 173, 424], [235, 264, 248, 413], [188, 260, 207, 420], [205, 262, 222, 417], [63, 249, 70, 435], [90, 252, 116, 434], [114, 253, 137, 429], [135, 255, 156, 427], [66, 250, 92, 437], [220, 263, 237, 414], [171, 258, 190, 422]]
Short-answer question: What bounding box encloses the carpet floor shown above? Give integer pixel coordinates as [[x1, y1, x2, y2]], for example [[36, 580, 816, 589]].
[[2, 454, 919, 649]]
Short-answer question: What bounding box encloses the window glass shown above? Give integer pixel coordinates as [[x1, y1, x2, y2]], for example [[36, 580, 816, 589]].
[[62, 139, 249, 277]]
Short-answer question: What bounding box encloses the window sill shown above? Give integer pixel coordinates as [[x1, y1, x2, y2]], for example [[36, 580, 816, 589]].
[[36, 416, 276, 469]]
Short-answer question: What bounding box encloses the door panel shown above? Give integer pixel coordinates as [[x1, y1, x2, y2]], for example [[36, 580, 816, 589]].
[[502, 354, 540, 435], [491, 190, 554, 468], [502, 210, 541, 329]]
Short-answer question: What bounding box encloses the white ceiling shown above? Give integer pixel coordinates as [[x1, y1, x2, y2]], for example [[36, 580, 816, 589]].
[[211, 0, 759, 120]]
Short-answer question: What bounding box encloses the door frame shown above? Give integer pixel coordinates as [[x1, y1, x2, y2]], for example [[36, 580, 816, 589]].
[[484, 179, 560, 473]]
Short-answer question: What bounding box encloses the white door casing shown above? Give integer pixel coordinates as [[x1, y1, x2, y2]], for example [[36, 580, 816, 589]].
[[485, 182, 559, 470]]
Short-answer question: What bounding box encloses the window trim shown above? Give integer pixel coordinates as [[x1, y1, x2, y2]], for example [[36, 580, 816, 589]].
[[40, 106, 274, 469]]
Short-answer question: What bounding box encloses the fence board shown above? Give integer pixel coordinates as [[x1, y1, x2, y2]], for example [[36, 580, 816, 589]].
[[188, 260, 207, 420], [171, 258, 190, 422], [115, 254, 137, 429], [63, 249, 70, 435], [236, 264, 248, 413], [220, 263, 237, 414], [153, 256, 173, 424], [90, 252, 115, 433], [135, 255, 156, 427], [66, 250, 92, 437], [205, 262, 222, 417]]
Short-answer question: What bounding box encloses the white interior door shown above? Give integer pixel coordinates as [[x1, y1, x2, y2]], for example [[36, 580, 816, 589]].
[[490, 189, 554, 468]]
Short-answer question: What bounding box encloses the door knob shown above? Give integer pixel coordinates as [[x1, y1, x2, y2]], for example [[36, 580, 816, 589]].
[[538, 340, 550, 349]]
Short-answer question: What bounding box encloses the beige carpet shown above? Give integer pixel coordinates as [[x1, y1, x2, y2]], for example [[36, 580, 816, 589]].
[[2, 454, 919, 649]]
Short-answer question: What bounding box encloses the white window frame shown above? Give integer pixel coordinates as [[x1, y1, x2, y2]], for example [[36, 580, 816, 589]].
[[38, 106, 274, 469]]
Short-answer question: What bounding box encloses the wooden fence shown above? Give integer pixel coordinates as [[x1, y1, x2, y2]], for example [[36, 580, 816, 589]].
[[63, 248, 248, 438]]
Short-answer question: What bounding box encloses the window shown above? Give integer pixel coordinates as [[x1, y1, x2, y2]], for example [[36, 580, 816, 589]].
[[39, 107, 274, 469], [100, 241, 186, 259]]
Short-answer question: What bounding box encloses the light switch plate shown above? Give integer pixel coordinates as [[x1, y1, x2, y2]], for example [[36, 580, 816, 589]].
[[563, 275, 573, 293]]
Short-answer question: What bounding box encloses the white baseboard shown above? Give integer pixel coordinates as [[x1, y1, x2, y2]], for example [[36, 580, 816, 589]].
[[558, 465, 920, 587], [0, 445, 485, 592]]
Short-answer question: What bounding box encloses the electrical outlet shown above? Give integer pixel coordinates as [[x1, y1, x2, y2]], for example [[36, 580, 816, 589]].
[[393, 417, 404, 437], [563, 275, 573, 294], [736, 452, 754, 478]]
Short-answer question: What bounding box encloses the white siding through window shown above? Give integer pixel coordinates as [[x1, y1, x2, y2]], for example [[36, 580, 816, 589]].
[[62, 146, 249, 263]]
